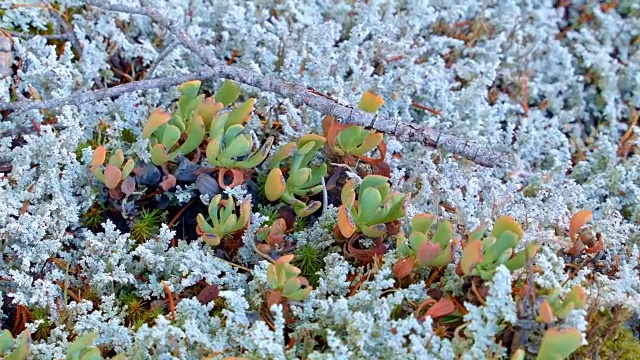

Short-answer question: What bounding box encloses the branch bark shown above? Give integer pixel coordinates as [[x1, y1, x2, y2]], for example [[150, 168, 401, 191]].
[[0, 68, 216, 112], [1, 0, 509, 168], [137, 0, 506, 167]]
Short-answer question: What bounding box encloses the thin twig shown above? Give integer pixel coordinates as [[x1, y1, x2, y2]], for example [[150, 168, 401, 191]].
[[6, 30, 72, 41], [320, 175, 328, 214], [161, 280, 176, 320], [147, 40, 179, 78], [0, 68, 216, 112], [135, 0, 506, 168], [84, 0, 147, 15], [41, 0, 83, 58]]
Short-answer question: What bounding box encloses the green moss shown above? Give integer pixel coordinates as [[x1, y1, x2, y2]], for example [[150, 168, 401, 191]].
[[81, 202, 106, 231], [130, 208, 166, 243], [573, 307, 640, 359], [293, 244, 325, 287], [121, 129, 137, 143], [31, 307, 53, 341], [293, 216, 308, 233], [256, 204, 280, 226]]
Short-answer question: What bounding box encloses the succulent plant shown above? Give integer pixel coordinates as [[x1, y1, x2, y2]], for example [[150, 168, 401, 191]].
[[0, 329, 30, 360], [323, 115, 383, 157], [336, 175, 406, 239], [256, 217, 287, 253], [196, 194, 251, 246], [143, 80, 207, 165], [90, 146, 135, 192], [322, 91, 386, 165], [393, 213, 456, 280], [264, 134, 327, 217], [566, 209, 603, 255], [537, 285, 586, 323], [204, 97, 273, 170], [536, 327, 583, 360], [66, 332, 102, 360], [266, 254, 312, 302], [458, 216, 538, 280]]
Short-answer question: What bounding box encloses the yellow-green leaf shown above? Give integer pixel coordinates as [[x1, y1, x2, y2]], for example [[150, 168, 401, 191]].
[[358, 90, 384, 113], [215, 79, 241, 107]]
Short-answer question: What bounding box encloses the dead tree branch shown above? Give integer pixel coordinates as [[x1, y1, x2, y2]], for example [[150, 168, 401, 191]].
[[0, 68, 216, 112], [1, 0, 509, 167]]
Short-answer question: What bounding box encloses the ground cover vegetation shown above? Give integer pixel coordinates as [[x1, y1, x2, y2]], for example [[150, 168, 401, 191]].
[[0, 0, 639, 359]]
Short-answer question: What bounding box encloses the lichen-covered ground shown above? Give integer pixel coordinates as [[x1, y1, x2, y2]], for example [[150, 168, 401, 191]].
[[1, 1, 640, 359]]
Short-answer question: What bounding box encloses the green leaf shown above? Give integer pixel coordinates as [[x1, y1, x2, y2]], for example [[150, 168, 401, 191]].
[[215, 79, 241, 106], [120, 159, 135, 180], [197, 213, 215, 234], [292, 184, 324, 197], [429, 243, 455, 267], [483, 230, 518, 265], [358, 187, 382, 224], [505, 243, 537, 272], [282, 277, 302, 297], [226, 99, 255, 126], [177, 80, 201, 100], [432, 221, 453, 248], [270, 142, 297, 169], [223, 124, 245, 145], [0, 330, 15, 354], [150, 144, 169, 165], [161, 125, 181, 150], [142, 109, 171, 139], [267, 264, 278, 289], [66, 332, 97, 360], [491, 216, 524, 241], [201, 233, 220, 246], [376, 193, 407, 224], [5, 336, 30, 360], [265, 168, 286, 201], [108, 149, 125, 167], [295, 200, 322, 217], [224, 135, 253, 159], [362, 223, 387, 238], [296, 134, 326, 168], [303, 163, 327, 189], [469, 223, 488, 241], [537, 328, 582, 360], [288, 168, 312, 188], [177, 80, 203, 119], [196, 98, 223, 131], [409, 232, 428, 253], [171, 114, 205, 160], [236, 136, 274, 169], [287, 287, 312, 301], [206, 138, 221, 165], [336, 126, 362, 151], [412, 213, 436, 235], [351, 131, 383, 156], [360, 175, 389, 198]]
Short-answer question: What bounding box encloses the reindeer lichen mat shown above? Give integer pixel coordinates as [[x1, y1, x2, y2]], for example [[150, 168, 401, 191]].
[[0, 1, 639, 359]]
